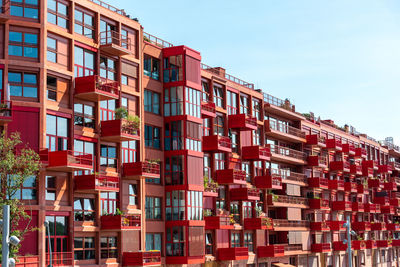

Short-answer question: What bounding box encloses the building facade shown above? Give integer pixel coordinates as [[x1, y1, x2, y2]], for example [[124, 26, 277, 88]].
[[1, 0, 400, 266]]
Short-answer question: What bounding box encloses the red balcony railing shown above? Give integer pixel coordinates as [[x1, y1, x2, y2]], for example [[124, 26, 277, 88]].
[[202, 135, 232, 153], [244, 217, 273, 230], [362, 166, 374, 177], [101, 119, 140, 142], [352, 221, 371, 231], [355, 147, 367, 158], [99, 30, 131, 56], [201, 101, 216, 118], [269, 144, 306, 161], [332, 241, 347, 251], [385, 182, 398, 191], [257, 245, 285, 258], [46, 252, 73, 266], [352, 202, 365, 212], [344, 182, 357, 193], [350, 165, 362, 176], [228, 113, 257, 131], [378, 164, 393, 174], [0, 100, 12, 125], [230, 188, 259, 201], [74, 174, 119, 192], [328, 180, 345, 191], [390, 162, 400, 171], [75, 75, 119, 101], [391, 198, 400, 207], [342, 144, 356, 155], [328, 221, 346, 231], [310, 221, 330, 231], [255, 174, 282, 189], [101, 214, 141, 230], [325, 139, 342, 151], [307, 155, 328, 168], [16, 255, 39, 267], [215, 169, 247, 185], [387, 223, 400, 231], [371, 222, 386, 231], [366, 240, 377, 249], [308, 177, 329, 189], [332, 201, 352, 211], [306, 134, 326, 147], [357, 184, 368, 194], [123, 161, 160, 179], [311, 243, 331, 253], [377, 240, 392, 248], [363, 160, 379, 170], [241, 145, 271, 161], [217, 247, 248, 261], [308, 199, 330, 210], [265, 120, 305, 140], [381, 205, 395, 214], [41, 149, 93, 172], [205, 215, 234, 230], [365, 203, 380, 213], [330, 161, 351, 173], [374, 196, 389, 206], [369, 179, 383, 189], [123, 251, 161, 266]]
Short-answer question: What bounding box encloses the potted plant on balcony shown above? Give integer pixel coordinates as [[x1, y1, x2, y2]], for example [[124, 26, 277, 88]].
[[0, 102, 9, 116], [125, 115, 140, 135], [204, 176, 219, 194], [115, 107, 129, 120]]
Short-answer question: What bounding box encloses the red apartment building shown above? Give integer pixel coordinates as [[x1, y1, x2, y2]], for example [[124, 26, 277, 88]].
[[0, 0, 400, 266]]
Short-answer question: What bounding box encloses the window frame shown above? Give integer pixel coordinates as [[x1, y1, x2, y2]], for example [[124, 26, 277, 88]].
[[47, 0, 69, 29], [145, 196, 162, 220]]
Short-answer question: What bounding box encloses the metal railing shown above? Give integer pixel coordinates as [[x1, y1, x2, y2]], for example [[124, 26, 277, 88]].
[[99, 30, 131, 49], [283, 244, 303, 252], [96, 176, 119, 189], [0, 100, 12, 118], [87, 0, 126, 15], [274, 169, 307, 183], [273, 219, 309, 228], [269, 144, 306, 160], [271, 195, 308, 205], [143, 32, 173, 48], [267, 120, 305, 138], [263, 92, 295, 111], [46, 252, 73, 266]]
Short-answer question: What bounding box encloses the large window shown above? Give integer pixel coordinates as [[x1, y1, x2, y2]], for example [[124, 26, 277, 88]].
[[201, 80, 210, 102], [129, 184, 137, 206], [146, 233, 162, 252], [9, 31, 38, 58], [74, 237, 95, 260], [74, 198, 95, 222], [244, 232, 254, 252], [243, 201, 252, 218], [227, 90, 238, 115], [45, 176, 56, 201], [165, 155, 184, 185], [121, 141, 137, 163], [164, 86, 183, 116], [213, 84, 224, 108], [213, 115, 224, 136], [163, 55, 182, 83], [8, 71, 37, 98], [100, 56, 116, 81], [46, 36, 68, 66], [145, 196, 161, 220], [100, 236, 117, 258], [230, 232, 241, 248], [46, 114, 68, 151], [164, 121, 183, 151], [100, 192, 118, 215], [187, 191, 203, 220], [100, 145, 117, 168], [144, 90, 160, 114], [166, 191, 185, 221], [74, 8, 94, 38], [166, 226, 185, 256], [45, 215, 68, 254], [145, 125, 161, 149], [74, 139, 94, 175], [144, 55, 160, 80], [252, 98, 261, 120], [185, 87, 201, 118], [47, 0, 68, 29], [10, 0, 38, 19], [186, 121, 201, 152], [10, 175, 36, 200], [240, 94, 250, 114], [205, 232, 213, 255], [100, 100, 115, 121], [74, 103, 95, 129], [47, 76, 57, 101], [74, 46, 95, 77]]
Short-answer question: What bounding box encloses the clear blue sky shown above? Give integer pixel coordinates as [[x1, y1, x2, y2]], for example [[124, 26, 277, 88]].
[[120, 0, 400, 143]]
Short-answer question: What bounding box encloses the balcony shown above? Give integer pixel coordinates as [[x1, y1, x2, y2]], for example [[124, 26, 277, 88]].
[[282, 170, 307, 185], [205, 215, 234, 230], [123, 161, 160, 179], [101, 119, 140, 142], [244, 217, 273, 230], [267, 195, 308, 208], [264, 120, 306, 143], [371, 222, 386, 231], [384, 182, 398, 191], [392, 240, 400, 247], [325, 139, 342, 151], [74, 75, 119, 101], [273, 219, 309, 230], [391, 198, 400, 207], [352, 221, 371, 231], [344, 182, 357, 193], [311, 243, 331, 253], [255, 174, 282, 189], [40, 149, 93, 172], [99, 30, 131, 56], [391, 162, 400, 171], [329, 180, 345, 191], [365, 203, 380, 213], [308, 199, 330, 210], [228, 114, 257, 131], [362, 166, 374, 178], [377, 240, 392, 248], [381, 205, 395, 214], [230, 188, 259, 201], [257, 245, 285, 258], [308, 177, 329, 189], [241, 146, 271, 161], [378, 164, 393, 174], [310, 222, 330, 231], [330, 161, 351, 173], [355, 147, 367, 159], [369, 179, 383, 189], [215, 169, 247, 185], [201, 101, 216, 118], [328, 221, 346, 231], [362, 160, 379, 170], [306, 134, 326, 148], [332, 241, 347, 251], [351, 240, 367, 250], [15, 255, 39, 267], [374, 196, 389, 206], [307, 155, 328, 168], [352, 202, 365, 212], [202, 135, 232, 153], [366, 240, 377, 249], [350, 165, 362, 176], [74, 174, 119, 193], [123, 251, 161, 266], [0, 100, 12, 125], [268, 144, 306, 165], [217, 247, 248, 261], [100, 214, 141, 230], [387, 223, 400, 231], [331, 201, 352, 211], [357, 184, 368, 194], [46, 252, 73, 266], [342, 144, 356, 155]]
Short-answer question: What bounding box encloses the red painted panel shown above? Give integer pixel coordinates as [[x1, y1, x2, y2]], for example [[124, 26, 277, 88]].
[[8, 108, 39, 152], [185, 55, 201, 85], [240, 131, 252, 147], [18, 212, 38, 255], [216, 229, 229, 248], [187, 155, 203, 187]]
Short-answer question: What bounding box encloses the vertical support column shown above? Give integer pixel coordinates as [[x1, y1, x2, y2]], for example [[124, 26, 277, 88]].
[[2, 205, 10, 267]]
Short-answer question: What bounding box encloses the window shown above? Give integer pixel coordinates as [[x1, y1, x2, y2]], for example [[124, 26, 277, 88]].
[[74, 9, 94, 38], [74, 237, 95, 260], [8, 71, 37, 98], [146, 233, 162, 252], [121, 141, 137, 163], [46, 114, 68, 151], [203, 118, 211, 137], [9, 31, 38, 58], [100, 100, 115, 121], [186, 121, 201, 152], [242, 162, 251, 182], [45, 176, 56, 201], [74, 103, 95, 129], [144, 55, 160, 80], [10, 175, 36, 200], [244, 232, 254, 252], [240, 94, 249, 114], [164, 121, 183, 151], [243, 201, 252, 218], [231, 232, 241, 248], [166, 226, 185, 256], [163, 55, 182, 83], [144, 90, 160, 114], [165, 155, 184, 185], [166, 191, 185, 220], [129, 184, 137, 206], [253, 127, 262, 146], [0, 68, 3, 99], [214, 115, 224, 136], [230, 202, 240, 224], [213, 84, 224, 108], [100, 192, 118, 215], [100, 236, 117, 258], [100, 56, 116, 81], [145, 125, 161, 149], [74, 46, 95, 77], [252, 98, 261, 120], [100, 145, 117, 168], [205, 232, 213, 255], [227, 91, 238, 115], [185, 87, 201, 118], [164, 86, 183, 116], [121, 61, 138, 90], [10, 0, 38, 19], [47, 36, 67, 66], [187, 191, 203, 220], [45, 215, 68, 253], [47, 0, 68, 28], [202, 80, 210, 102], [74, 198, 95, 221], [216, 187, 226, 210], [231, 131, 238, 153], [74, 139, 94, 175], [47, 76, 57, 101], [145, 197, 161, 220], [214, 153, 225, 170]]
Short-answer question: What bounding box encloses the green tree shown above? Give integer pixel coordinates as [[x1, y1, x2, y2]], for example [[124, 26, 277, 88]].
[[0, 132, 41, 260]]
